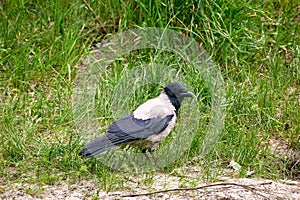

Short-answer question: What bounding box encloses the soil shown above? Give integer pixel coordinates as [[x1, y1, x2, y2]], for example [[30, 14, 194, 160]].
[[1, 175, 299, 200]]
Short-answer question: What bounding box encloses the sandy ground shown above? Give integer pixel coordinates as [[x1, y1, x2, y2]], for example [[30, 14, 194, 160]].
[[1, 175, 299, 200]]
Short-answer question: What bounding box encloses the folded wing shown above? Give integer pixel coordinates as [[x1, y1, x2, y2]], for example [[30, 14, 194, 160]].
[[79, 114, 174, 158]]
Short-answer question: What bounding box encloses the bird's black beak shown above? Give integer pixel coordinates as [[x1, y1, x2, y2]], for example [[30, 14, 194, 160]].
[[182, 91, 196, 98]]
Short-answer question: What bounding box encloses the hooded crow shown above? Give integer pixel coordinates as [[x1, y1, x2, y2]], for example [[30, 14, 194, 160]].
[[79, 82, 195, 158]]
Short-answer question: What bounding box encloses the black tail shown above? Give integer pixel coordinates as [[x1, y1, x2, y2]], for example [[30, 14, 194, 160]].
[[79, 132, 137, 158], [79, 135, 115, 158]]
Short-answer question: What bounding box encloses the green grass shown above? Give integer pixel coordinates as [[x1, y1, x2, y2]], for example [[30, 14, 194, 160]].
[[0, 0, 299, 194]]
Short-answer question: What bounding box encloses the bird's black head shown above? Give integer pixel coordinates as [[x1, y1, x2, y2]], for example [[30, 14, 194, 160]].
[[164, 82, 195, 113]]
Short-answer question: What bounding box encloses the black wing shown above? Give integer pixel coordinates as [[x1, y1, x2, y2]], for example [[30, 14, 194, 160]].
[[79, 114, 174, 158]]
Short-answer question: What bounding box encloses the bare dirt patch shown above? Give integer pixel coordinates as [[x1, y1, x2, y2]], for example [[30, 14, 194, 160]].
[[1, 176, 299, 200]]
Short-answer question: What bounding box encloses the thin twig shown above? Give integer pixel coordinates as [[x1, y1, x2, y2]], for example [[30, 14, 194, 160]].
[[120, 182, 273, 199]]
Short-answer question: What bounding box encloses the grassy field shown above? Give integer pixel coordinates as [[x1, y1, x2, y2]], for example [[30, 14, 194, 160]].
[[0, 0, 299, 194]]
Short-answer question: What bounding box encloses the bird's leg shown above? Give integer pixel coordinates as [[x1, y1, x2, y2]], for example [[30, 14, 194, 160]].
[[142, 148, 160, 169]]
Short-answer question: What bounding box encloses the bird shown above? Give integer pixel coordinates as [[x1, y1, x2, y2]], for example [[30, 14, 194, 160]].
[[79, 82, 195, 158]]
